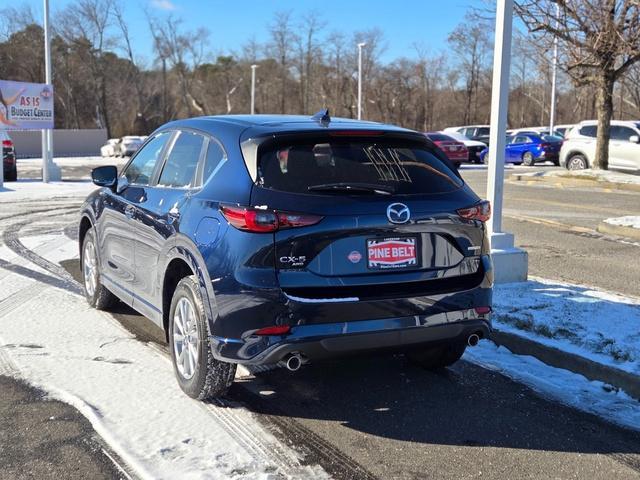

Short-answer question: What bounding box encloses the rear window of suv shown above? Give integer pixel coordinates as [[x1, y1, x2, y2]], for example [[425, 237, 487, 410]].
[[257, 138, 463, 195]]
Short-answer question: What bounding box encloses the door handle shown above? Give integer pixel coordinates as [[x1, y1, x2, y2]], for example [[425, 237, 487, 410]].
[[125, 204, 136, 219]]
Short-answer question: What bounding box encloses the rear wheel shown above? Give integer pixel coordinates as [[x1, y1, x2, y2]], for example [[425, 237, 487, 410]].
[[407, 341, 467, 370], [567, 154, 588, 170], [522, 151, 535, 166], [169, 275, 236, 400], [82, 229, 116, 310], [5, 166, 17, 182]]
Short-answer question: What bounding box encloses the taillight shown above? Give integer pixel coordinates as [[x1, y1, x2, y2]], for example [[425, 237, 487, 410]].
[[457, 201, 491, 222], [540, 143, 550, 149], [254, 325, 291, 336], [2, 140, 11, 147], [474, 306, 492, 315], [220, 205, 323, 233]]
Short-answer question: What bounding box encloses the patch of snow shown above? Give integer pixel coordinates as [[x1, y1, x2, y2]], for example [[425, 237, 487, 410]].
[[465, 341, 640, 432], [0, 180, 98, 202], [604, 216, 640, 229], [494, 277, 640, 375], [555, 169, 640, 185]]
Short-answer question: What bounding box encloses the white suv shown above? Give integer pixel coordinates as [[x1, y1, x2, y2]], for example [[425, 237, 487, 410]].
[[560, 120, 640, 171]]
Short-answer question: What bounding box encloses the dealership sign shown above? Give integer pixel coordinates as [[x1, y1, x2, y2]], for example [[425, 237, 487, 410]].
[[0, 79, 54, 130]]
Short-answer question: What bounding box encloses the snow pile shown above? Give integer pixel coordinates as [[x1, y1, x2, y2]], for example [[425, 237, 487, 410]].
[[494, 278, 640, 375], [0, 180, 98, 202], [604, 216, 640, 230], [557, 169, 640, 185], [465, 342, 640, 431]]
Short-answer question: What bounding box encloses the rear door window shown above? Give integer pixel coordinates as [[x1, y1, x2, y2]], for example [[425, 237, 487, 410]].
[[610, 126, 637, 142], [158, 131, 205, 188], [257, 139, 463, 195]]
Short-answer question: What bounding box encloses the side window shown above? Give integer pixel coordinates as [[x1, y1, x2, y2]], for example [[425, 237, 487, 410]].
[[158, 131, 204, 188], [610, 126, 636, 141], [201, 139, 227, 185], [514, 136, 529, 144], [579, 125, 597, 137], [124, 133, 170, 185]]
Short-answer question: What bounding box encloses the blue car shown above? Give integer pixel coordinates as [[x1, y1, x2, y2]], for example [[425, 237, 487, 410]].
[[80, 113, 493, 400], [480, 133, 563, 166]]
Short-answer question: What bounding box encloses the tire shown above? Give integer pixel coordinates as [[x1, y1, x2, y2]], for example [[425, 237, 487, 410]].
[[567, 154, 588, 170], [407, 341, 467, 370], [482, 154, 489, 165], [168, 275, 236, 400], [522, 151, 535, 166], [81, 228, 116, 310], [5, 166, 17, 182]]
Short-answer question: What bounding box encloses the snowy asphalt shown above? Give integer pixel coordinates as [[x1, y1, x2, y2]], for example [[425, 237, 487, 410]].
[[1, 163, 640, 479]]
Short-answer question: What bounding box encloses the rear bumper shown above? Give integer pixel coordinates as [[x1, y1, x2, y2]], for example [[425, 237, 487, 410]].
[[210, 308, 491, 365]]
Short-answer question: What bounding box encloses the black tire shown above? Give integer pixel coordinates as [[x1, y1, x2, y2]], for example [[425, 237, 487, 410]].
[[567, 154, 588, 170], [522, 151, 535, 166], [5, 166, 17, 182], [407, 341, 467, 370], [81, 228, 116, 310], [168, 275, 236, 400]]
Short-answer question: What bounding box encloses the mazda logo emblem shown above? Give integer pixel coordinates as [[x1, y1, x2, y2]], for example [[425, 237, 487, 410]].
[[386, 203, 410, 224]]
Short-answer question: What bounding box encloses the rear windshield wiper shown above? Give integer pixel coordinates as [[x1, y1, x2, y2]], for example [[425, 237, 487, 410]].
[[307, 182, 394, 195]]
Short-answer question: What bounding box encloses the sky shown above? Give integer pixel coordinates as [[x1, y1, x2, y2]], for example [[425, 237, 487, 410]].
[[19, 0, 482, 64]]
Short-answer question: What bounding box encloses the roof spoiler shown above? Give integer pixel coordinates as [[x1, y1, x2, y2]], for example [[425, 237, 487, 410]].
[[311, 109, 330, 126]]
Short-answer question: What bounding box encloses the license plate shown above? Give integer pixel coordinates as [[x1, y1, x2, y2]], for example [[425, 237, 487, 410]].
[[367, 237, 418, 270]]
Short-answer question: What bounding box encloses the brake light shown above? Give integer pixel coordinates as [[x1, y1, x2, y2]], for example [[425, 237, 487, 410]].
[[457, 201, 491, 222], [220, 205, 323, 233], [255, 325, 291, 336], [2, 140, 11, 147], [540, 143, 550, 149], [474, 306, 492, 315]]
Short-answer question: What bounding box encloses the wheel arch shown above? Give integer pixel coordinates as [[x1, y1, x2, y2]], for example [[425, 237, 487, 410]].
[[78, 213, 94, 260], [565, 149, 590, 168]]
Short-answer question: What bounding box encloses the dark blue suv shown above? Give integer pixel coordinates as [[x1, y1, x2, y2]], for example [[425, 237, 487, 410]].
[[79, 113, 493, 400]]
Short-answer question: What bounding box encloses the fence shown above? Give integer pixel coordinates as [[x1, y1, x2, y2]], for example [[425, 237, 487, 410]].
[[8, 129, 108, 158]]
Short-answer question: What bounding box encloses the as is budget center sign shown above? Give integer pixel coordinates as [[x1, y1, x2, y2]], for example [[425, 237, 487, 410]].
[[0, 79, 54, 130]]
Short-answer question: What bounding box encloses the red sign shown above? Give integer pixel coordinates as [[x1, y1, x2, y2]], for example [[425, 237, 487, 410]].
[[367, 238, 417, 269]]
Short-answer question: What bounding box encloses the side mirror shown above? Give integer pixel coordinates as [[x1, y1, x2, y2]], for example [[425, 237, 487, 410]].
[[629, 135, 640, 143], [91, 166, 117, 190]]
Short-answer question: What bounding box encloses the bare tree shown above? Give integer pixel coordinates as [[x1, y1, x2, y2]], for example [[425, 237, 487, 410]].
[[516, 0, 640, 169], [269, 11, 297, 113]]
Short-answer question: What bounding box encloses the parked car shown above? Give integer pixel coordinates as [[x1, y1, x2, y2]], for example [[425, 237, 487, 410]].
[[508, 127, 565, 138], [115, 136, 145, 157], [0, 131, 17, 181], [560, 120, 640, 171], [79, 113, 493, 400], [100, 138, 120, 157], [440, 130, 487, 164], [480, 133, 563, 166], [424, 132, 468, 168], [444, 125, 491, 146]]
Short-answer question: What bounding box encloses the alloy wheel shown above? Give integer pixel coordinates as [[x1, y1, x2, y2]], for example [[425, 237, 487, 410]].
[[173, 297, 199, 380], [83, 240, 98, 297]]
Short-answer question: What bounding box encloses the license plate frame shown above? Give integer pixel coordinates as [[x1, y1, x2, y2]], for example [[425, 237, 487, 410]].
[[366, 237, 419, 271]]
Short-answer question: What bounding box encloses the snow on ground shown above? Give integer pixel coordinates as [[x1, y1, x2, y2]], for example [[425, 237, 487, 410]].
[[515, 168, 640, 185], [465, 341, 640, 432], [0, 179, 98, 202], [604, 216, 640, 229], [17, 155, 127, 170], [0, 227, 326, 480], [493, 277, 640, 375]]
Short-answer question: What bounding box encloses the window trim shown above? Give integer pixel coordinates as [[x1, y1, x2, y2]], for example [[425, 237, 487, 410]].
[[195, 135, 228, 187]]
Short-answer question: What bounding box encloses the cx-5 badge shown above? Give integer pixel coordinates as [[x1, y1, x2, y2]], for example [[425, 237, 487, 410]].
[[387, 203, 410, 224]]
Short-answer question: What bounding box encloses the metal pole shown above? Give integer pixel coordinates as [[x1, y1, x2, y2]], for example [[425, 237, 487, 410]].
[[250, 64, 258, 115], [486, 0, 513, 237], [42, 0, 53, 183], [357, 42, 366, 120], [549, 2, 559, 133]]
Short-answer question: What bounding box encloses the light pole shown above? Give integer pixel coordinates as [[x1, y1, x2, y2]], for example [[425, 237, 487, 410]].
[[357, 42, 366, 120], [486, 0, 528, 283], [42, 0, 60, 182], [549, 2, 560, 133], [250, 64, 258, 115]]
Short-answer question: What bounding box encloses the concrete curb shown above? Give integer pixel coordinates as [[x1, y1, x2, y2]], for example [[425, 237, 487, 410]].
[[490, 330, 640, 401], [596, 222, 640, 241], [509, 173, 640, 192]]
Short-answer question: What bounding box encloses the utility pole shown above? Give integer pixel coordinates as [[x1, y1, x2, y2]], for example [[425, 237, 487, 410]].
[[357, 42, 366, 120], [250, 64, 258, 114], [486, 0, 528, 283], [549, 2, 560, 133], [42, 0, 60, 182]]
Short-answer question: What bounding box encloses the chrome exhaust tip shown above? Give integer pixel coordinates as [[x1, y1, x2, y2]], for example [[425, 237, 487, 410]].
[[283, 353, 303, 372], [467, 333, 480, 347]]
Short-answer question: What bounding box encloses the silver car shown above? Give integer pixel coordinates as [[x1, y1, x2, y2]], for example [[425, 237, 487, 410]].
[[560, 120, 640, 171]]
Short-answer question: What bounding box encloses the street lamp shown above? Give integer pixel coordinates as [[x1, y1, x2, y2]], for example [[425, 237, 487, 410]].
[[41, 0, 60, 182], [549, 2, 560, 133], [250, 64, 258, 115], [357, 42, 366, 120]]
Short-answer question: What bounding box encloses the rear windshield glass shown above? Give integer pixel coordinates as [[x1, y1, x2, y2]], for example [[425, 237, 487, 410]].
[[542, 135, 562, 142], [257, 139, 463, 195], [425, 133, 451, 142]]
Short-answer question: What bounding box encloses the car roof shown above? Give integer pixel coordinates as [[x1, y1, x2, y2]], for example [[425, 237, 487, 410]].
[[155, 114, 416, 139], [578, 120, 640, 127]]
